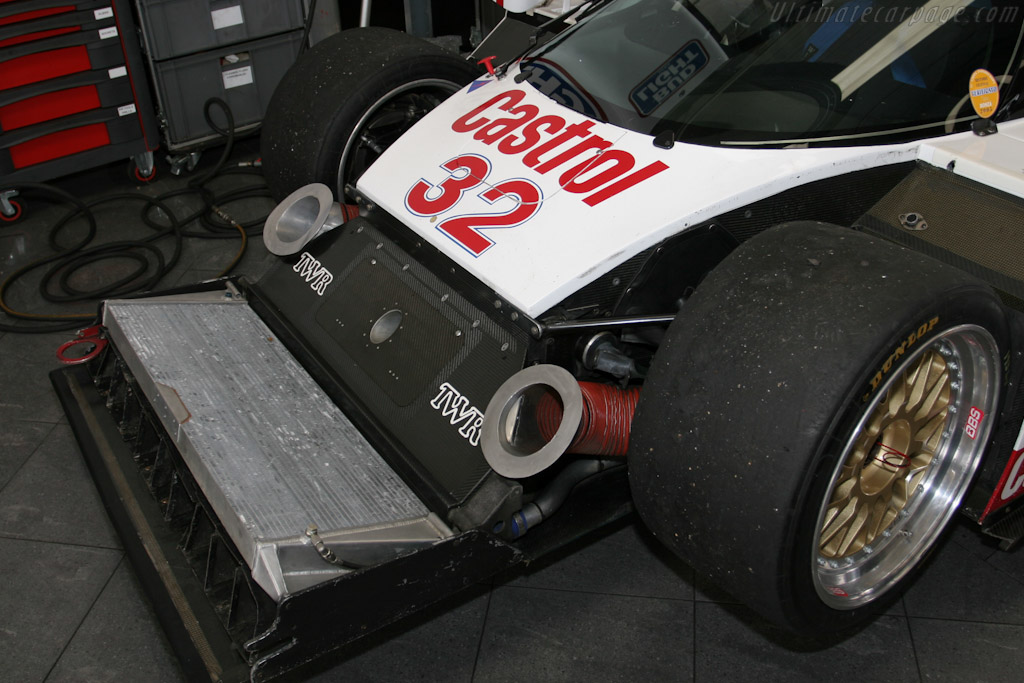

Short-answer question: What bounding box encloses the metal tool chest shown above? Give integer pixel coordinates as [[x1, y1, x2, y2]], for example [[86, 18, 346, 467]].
[[0, 0, 159, 184]]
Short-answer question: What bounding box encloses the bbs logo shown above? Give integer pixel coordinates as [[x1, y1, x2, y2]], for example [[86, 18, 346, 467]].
[[964, 406, 985, 440]]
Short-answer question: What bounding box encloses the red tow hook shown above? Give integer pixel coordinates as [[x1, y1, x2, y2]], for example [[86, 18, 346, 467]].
[[477, 55, 498, 76], [56, 325, 107, 365]]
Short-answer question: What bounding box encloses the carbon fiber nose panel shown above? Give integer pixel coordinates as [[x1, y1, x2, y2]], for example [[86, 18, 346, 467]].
[[253, 217, 529, 506]]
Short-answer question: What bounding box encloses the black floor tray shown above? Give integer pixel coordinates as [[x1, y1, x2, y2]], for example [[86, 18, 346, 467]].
[[52, 361, 632, 681]]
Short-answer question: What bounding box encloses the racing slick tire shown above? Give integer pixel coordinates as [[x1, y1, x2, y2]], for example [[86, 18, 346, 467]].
[[628, 221, 1008, 634], [261, 27, 481, 202]]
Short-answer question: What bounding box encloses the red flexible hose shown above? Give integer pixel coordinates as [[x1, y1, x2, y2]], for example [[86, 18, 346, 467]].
[[536, 382, 640, 456]]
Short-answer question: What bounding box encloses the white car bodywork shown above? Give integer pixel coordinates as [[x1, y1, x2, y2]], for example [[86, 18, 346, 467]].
[[919, 119, 1024, 198], [357, 64, 971, 317], [499, 0, 587, 17]]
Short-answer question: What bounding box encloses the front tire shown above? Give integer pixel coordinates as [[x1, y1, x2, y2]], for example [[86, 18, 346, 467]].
[[261, 27, 480, 202], [812, 323, 998, 609], [628, 222, 1007, 633]]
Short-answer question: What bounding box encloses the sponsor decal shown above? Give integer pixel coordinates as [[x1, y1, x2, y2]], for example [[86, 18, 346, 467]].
[[431, 382, 485, 446], [969, 68, 1000, 119], [450, 88, 669, 207], [630, 41, 709, 116], [980, 421, 1024, 520], [405, 154, 543, 256], [519, 59, 604, 120], [1000, 450, 1024, 501], [292, 251, 333, 296], [964, 406, 985, 440]]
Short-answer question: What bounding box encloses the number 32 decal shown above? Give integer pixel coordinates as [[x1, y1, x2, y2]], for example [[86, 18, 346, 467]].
[[405, 154, 542, 257]]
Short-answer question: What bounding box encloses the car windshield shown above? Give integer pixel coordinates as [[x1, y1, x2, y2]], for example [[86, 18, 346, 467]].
[[519, 0, 1024, 146]]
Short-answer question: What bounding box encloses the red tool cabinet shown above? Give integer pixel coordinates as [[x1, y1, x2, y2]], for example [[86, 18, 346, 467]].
[[0, 0, 159, 185]]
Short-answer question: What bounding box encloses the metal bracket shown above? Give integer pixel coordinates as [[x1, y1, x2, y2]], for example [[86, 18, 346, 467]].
[[1, 189, 20, 218], [167, 152, 202, 176]]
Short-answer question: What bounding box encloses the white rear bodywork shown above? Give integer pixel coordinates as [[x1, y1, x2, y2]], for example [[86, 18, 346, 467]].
[[918, 119, 1024, 200]]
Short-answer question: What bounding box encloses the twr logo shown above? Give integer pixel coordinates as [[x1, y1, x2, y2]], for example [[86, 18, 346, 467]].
[[293, 252, 334, 296], [431, 382, 485, 447]]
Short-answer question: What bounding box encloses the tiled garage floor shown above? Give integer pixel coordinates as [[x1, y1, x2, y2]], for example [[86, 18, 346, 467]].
[[2, 147, 1022, 682]]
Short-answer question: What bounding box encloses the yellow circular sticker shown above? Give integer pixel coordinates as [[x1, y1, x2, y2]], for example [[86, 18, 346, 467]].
[[969, 69, 1000, 119]]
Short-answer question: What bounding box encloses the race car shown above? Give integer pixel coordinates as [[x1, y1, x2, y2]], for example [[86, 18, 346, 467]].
[[53, 1, 1024, 680]]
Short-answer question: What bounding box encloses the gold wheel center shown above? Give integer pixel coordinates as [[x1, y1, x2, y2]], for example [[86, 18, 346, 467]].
[[819, 349, 951, 559], [861, 420, 913, 495]]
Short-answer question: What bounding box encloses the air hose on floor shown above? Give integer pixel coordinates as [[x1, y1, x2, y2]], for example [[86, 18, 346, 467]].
[[0, 98, 273, 334]]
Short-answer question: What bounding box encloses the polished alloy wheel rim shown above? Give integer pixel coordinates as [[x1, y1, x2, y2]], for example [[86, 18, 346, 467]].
[[813, 325, 999, 609]]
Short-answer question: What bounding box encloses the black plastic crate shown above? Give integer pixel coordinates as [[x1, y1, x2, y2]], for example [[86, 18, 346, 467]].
[[152, 29, 303, 149], [137, 0, 305, 60]]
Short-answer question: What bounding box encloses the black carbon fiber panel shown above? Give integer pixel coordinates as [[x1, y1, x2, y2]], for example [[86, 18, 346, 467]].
[[315, 259, 462, 407], [983, 502, 1024, 549], [556, 251, 649, 316], [254, 220, 528, 507], [716, 162, 915, 243], [860, 163, 1024, 309], [550, 164, 915, 318]]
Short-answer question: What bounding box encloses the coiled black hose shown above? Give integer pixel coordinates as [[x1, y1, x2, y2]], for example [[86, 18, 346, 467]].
[[0, 98, 273, 333]]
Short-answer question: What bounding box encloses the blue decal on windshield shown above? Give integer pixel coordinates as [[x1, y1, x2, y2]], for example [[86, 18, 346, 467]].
[[519, 59, 604, 119], [629, 40, 709, 116]]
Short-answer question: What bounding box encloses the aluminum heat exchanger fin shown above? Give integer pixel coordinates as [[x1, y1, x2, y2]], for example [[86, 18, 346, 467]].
[[102, 290, 450, 601]]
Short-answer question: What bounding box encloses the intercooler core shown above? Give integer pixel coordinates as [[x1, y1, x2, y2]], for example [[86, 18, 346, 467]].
[[101, 289, 452, 601]]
